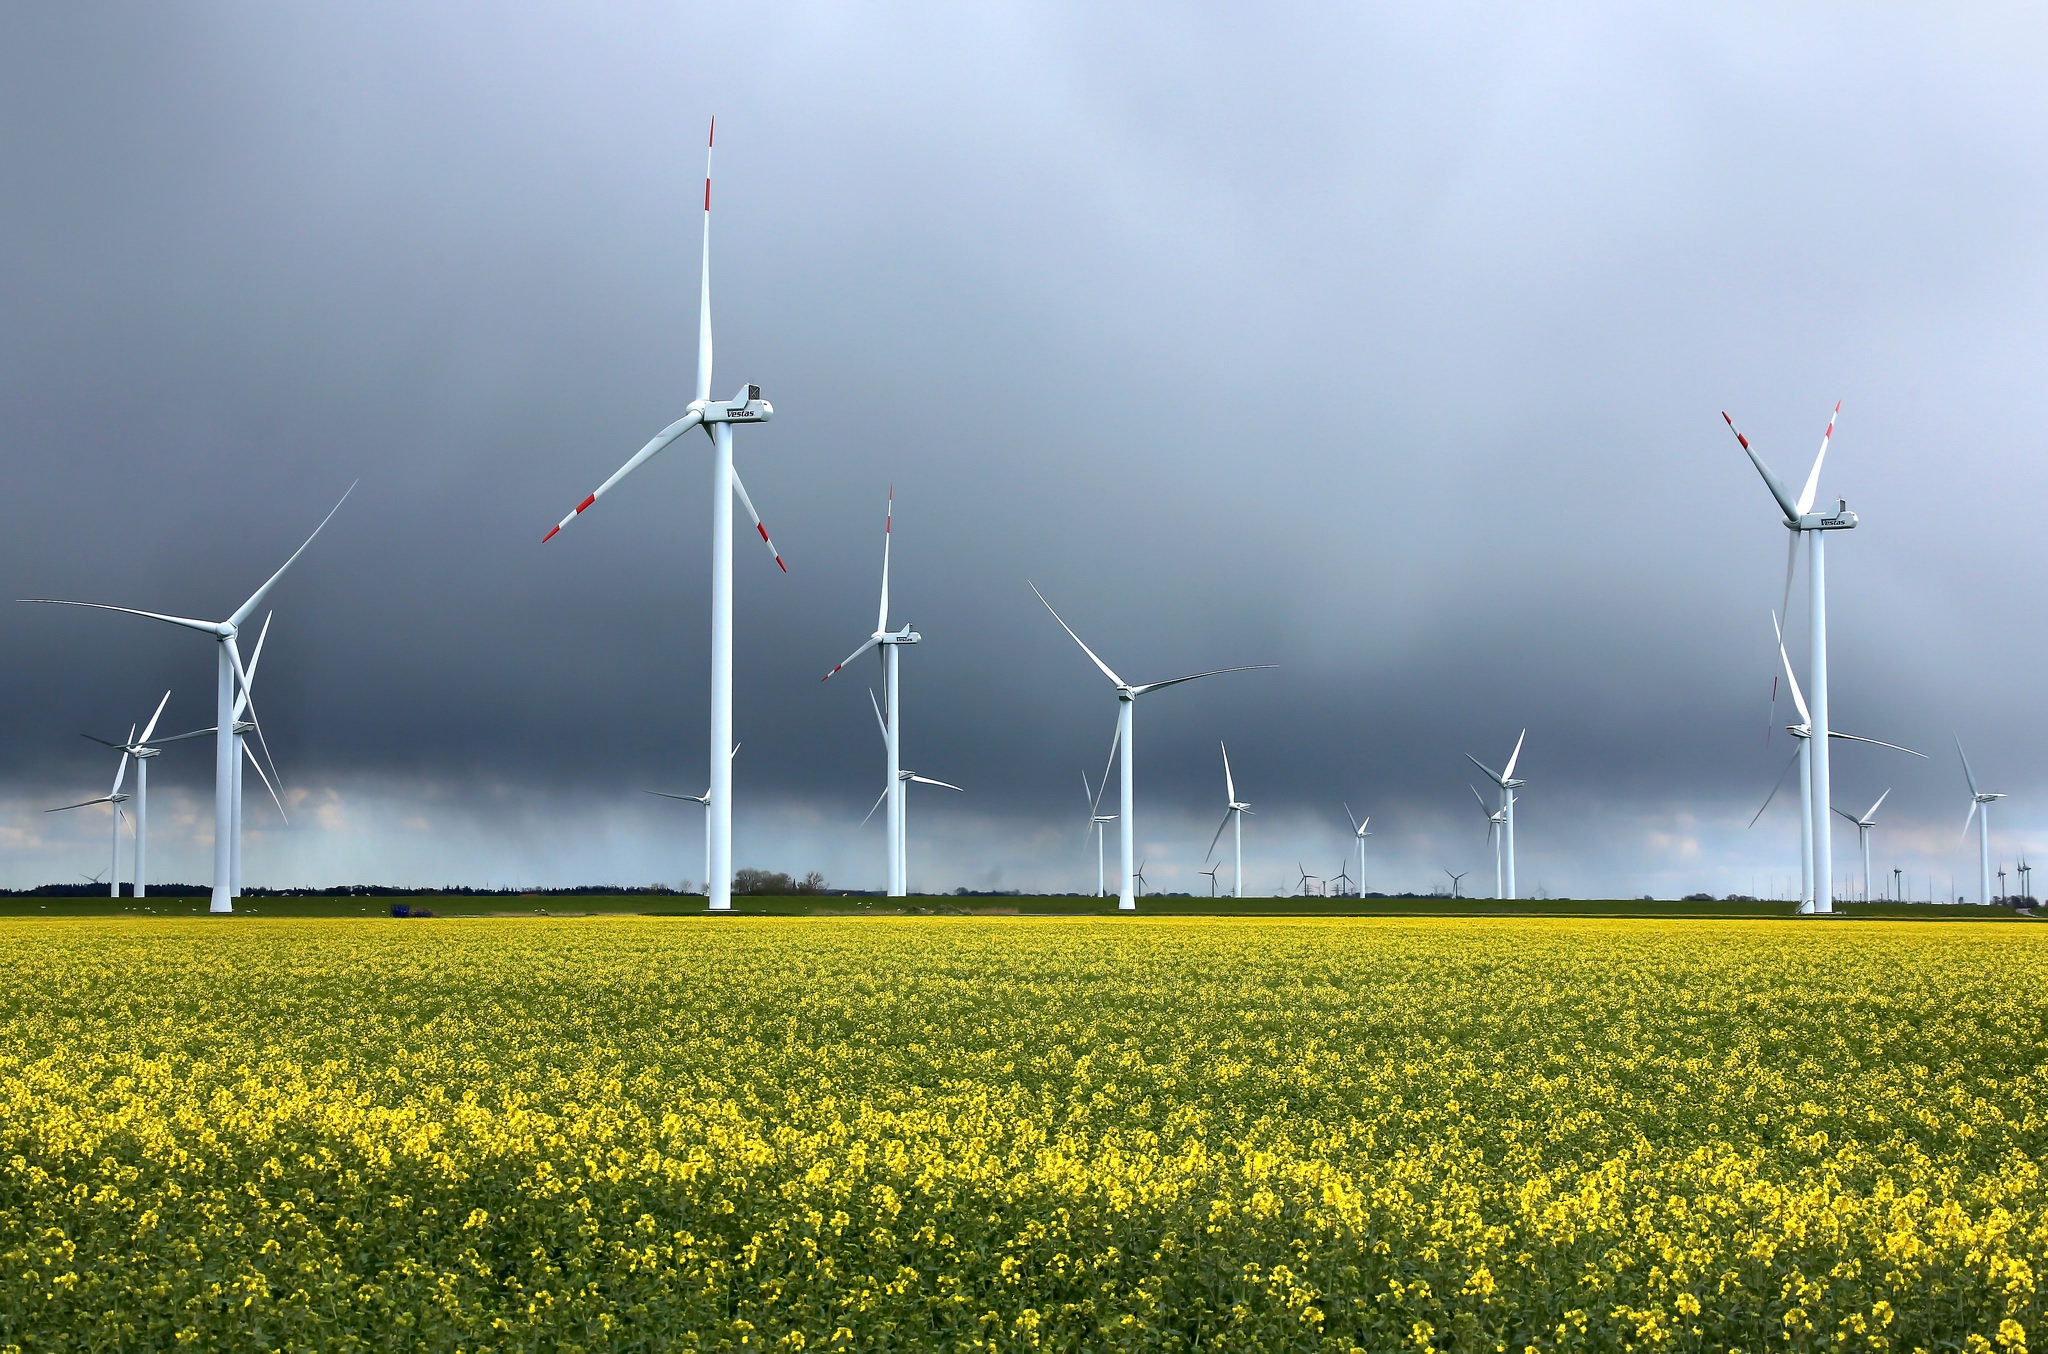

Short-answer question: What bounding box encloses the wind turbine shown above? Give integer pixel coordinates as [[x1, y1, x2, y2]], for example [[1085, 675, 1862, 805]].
[[1466, 730, 1526, 899], [1032, 582, 1271, 910], [25, 487, 353, 912], [1132, 860, 1150, 897], [1444, 869, 1467, 899], [1202, 742, 1252, 898], [1343, 804, 1372, 896], [861, 762, 962, 895], [1724, 404, 1858, 920], [1753, 613, 1923, 911], [1831, 789, 1891, 904], [1295, 862, 1323, 897], [1198, 863, 1222, 896], [1329, 862, 1354, 897], [48, 720, 137, 896], [80, 691, 170, 898], [822, 490, 918, 895], [1081, 771, 1118, 898], [1470, 783, 1508, 899], [1957, 736, 2007, 906], [542, 118, 781, 913], [648, 744, 740, 896]]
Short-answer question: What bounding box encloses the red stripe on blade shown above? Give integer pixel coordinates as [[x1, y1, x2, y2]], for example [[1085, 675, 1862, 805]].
[[576, 494, 595, 514], [542, 526, 560, 543], [757, 524, 770, 542]]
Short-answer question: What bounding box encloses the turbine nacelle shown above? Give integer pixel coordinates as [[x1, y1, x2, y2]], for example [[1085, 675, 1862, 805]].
[[695, 386, 772, 425]]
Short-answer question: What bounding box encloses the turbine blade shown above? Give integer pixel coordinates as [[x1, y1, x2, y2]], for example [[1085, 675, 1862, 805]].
[[231, 483, 355, 627], [80, 733, 127, 750], [1831, 805, 1859, 824], [243, 740, 289, 824], [137, 689, 172, 746], [1502, 729, 1527, 781], [1963, 798, 1980, 842], [1129, 664, 1276, 696], [1470, 783, 1490, 814], [1028, 582, 1125, 688], [868, 688, 889, 744], [1794, 401, 1840, 517], [1344, 801, 1358, 832], [1772, 612, 1810, 727], [907, 775, 963, 792], [542, 411, 705, 542], [860, 784, 890, 826], [1465, 753, 1506, 786], [1204, 808, 1233, 864], [1221, 742, 1235, 803], [235, 612, 274, 717], [1091, 718, 1121, 819], [1777, 533, 1799, 650], [150, 726, 217, 745], [728, 465, 786, 572], [227, 636, 284, 795], [1749, 748, 1801, 828], [1865, 788, 1891, 821], [45, 797, 114, 813], [823, 635, 882, 682], [877, 488, 892, 634], [109, 729, 134, 795], [1723, 411, 1801, 522], [1829, 731, 1927, 757], [646, 789, 709, 803], [20, 599, 222, 634], [1955, 734, 1980, 797], [697, 117, 714, 405]]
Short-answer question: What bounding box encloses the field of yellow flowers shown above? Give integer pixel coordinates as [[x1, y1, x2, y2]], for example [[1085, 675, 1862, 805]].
[[0, 916, 2042, 1351]]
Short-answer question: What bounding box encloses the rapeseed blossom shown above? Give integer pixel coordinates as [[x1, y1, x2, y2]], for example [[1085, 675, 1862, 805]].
[[0, 916, 2041, 1350]]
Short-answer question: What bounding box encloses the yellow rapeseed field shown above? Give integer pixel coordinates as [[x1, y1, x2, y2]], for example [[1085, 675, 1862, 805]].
[[0, 916, 2043, 1351]]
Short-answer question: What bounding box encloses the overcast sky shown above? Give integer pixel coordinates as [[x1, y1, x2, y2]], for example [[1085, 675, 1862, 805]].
[[4, 3, 2046, 898]]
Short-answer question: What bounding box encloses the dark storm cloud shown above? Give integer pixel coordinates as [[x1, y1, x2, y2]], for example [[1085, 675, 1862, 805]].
[[5, 3, 2047, 893]]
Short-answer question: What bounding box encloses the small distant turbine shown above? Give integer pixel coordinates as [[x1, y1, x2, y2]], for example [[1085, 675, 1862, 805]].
[[48, 719, 138, 896], [648, 744, 740, 897], [1343, 803, 1372, 896], [1032, 582, 1271, 910], [1956, 736, 2008, 906], [79, 690, 171, 898], [1470, 783, 1508, 899], [1202, 742, 1252, 899], [1830, 789, 1891, 905], [1444, 869, 1467, 899], [1198, 863, 1222, 897], [1081, 770, 1118, 898], [1466, 730, 1526, 899]]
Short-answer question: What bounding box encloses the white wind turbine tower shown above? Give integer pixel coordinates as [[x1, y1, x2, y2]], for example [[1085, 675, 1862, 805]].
[[26, 487, 353, 913], [1202, 742, 1252, 898], [80, 691, 170, 897], [823, 490, 918, 896], [1956, 737, 2007, 906], [1724, 404, 1857, 919], [1832, 789, 1891, 904], [542, 119, 782, 913], [49, 715, 141, 897], [1081, 771, 1118, 898], [1470, 784, 1509, 899], [1032, 583, 1272, 910], [1344, 804, 1371, 896], [1466, 730, 1526, 899], [1753, 613, 1921, 910]]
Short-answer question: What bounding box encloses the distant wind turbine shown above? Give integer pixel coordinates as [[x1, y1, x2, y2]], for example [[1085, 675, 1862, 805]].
[[1343, 804, 1372, 897], [1831, 789, 1891, 904], [542, 118, 782, 913], [1032, 582, 1271, 910], [1724, 403, 1858, 918], [25, 486, 353, 912], [648, 744, 740, 896], [1444, 869, 1467, 899], [1956, 736, 2008, 907], [1202, 742, 1252, 899], [1470, 783, 1509, 899], [823, 490, 918, 896], [79, 691, 171, 898], [48, 719, 137, 896], [1081, 770, 1118, 898], [1466, 730, 1526, 899]]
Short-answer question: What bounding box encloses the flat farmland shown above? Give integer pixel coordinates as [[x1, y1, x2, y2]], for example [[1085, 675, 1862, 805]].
[[0, 917, 2042, 1351]]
